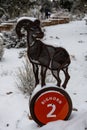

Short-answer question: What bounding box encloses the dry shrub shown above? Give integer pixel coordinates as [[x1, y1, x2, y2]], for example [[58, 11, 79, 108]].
[[16, 57, 35, 95]]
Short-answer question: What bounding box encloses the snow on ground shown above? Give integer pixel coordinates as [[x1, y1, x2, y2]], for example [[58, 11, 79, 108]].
[[0, 18, 87, 130]]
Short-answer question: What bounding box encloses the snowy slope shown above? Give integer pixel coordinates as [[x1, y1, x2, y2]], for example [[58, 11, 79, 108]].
[[0, 19, 87, 130]]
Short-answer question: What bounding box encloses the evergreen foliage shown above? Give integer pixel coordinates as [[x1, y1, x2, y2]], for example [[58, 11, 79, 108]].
[[0, 0, 87, 18]]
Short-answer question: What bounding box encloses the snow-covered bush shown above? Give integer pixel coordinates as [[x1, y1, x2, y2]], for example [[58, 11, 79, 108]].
[[0, 33, 4, 60], [3, 30, 27, 49], [16, 57, 35, 95]]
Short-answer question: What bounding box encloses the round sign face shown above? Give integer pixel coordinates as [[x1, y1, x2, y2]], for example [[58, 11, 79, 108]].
[[34, 91, 69, 124], [30, 87, 72, 126]]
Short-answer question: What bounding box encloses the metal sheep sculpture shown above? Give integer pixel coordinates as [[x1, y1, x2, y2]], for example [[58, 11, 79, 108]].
[[15, 17, 71, 89]]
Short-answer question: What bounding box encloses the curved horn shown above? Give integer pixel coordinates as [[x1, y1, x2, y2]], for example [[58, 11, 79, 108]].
[[15, 18, 34, 39], [34, 19, 40, 26]]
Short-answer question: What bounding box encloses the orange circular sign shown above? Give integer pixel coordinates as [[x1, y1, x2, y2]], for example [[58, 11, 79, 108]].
[[34, 91, 69, 124], [30, 87, 72, 126]]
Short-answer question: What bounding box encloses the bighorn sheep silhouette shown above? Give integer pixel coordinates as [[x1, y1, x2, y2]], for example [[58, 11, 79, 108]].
[[15, 17, 71, 89]]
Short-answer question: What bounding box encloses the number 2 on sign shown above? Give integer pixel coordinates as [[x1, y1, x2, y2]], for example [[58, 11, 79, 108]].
[[47, 104, 56, 118]]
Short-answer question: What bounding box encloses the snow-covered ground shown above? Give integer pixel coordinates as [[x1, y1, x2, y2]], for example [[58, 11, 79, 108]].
[[0, 18, 87, 130]]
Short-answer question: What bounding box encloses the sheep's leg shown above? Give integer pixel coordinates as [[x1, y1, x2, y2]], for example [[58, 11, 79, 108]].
[[41, 66, 47, 87], [62, 67, 70, 89], [52, 69, 61, 87], [32, 64, 39, 87]]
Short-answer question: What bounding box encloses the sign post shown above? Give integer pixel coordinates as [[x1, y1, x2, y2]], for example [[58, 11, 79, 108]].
[[29, 86, 72, 126]]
